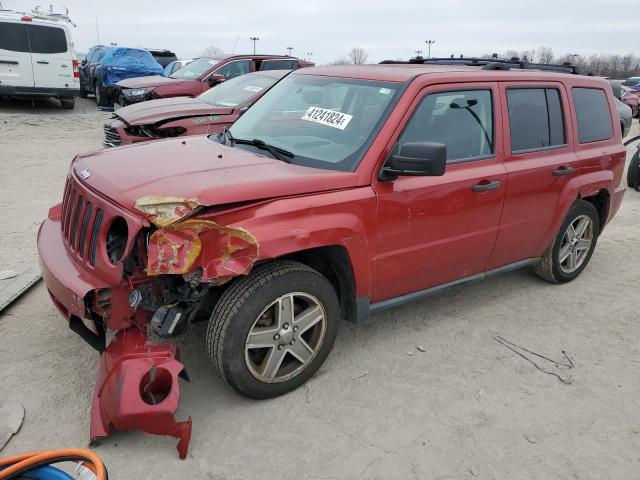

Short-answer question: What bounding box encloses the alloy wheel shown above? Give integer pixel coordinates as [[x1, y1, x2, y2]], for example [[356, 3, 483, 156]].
[[244, 292, 327, 383], [558, 214, 593, 274]]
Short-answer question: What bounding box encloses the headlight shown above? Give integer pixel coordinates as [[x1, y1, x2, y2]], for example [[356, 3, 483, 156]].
[[122, 88, 151, 100]]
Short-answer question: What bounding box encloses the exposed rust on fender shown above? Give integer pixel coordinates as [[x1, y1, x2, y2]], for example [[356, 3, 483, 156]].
[[147, 219, 259, 282], [134, 196, 201, 228]]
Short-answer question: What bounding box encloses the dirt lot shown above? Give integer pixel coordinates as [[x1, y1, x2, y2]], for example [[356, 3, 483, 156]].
[[1, 97, 639, 479]]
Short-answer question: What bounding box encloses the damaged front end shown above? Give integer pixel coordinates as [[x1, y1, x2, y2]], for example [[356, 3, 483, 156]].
[[41, 178, 260, 458]]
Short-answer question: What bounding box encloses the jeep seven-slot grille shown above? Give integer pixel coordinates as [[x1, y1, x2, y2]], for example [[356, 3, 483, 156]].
[[61, 179, 104, 266], [103, 124, 121, 147]]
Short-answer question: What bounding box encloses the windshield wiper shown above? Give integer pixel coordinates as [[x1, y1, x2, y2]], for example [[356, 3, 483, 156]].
[[221, 126, 234, 146], [233, 137, 294, 163]]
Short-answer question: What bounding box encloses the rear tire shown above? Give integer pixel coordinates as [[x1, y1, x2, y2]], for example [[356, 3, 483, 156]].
[[60, 98, 75, 109], [206, 260, 340, 399], [79, 86, 87, 98], [533, 200, 600, 284], [627, 149, 640, 191], [94, 80, 108, 107]]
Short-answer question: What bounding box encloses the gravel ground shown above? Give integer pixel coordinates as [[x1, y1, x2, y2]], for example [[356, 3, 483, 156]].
[[1, 97, 639, 479]]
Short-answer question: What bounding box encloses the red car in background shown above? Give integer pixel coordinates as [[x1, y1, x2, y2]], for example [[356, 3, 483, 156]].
[[103, 69, 290, 146], [113, 54, 313, 106], [621, 85, 639, 117]]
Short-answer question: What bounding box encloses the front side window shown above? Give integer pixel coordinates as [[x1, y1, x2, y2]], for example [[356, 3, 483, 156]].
[[198, 73, 279, 107], [220, 74, 402, 171], [27, 25, 67, 54], [507, 88, 566, 153], [398, 89, 494, 163], [572, 88, 613, 143], [170, 57, 223, 79], [0, 22, 29, 52], [213, 60, 251, 80]]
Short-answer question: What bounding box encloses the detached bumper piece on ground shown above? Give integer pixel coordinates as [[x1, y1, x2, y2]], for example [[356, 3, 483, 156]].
[[90, 327, 192, 459]]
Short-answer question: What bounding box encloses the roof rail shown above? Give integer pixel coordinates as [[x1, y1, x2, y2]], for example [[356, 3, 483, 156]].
[[5, 5, 77, 26], [379, 56, 590, 76]]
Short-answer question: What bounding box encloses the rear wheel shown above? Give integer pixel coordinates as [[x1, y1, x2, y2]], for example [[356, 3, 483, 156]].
[[533, 200, 600, 284], [60, 98, 75, 109], [94, 80, 108, 107], [627, 149, 640, 191], [206, 261, 340, 399]]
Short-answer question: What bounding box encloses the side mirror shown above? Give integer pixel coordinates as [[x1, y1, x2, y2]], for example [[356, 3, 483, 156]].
[[81, 59, 87, 65], [207, 74, 225, 86], [380, 142, 447, 180]]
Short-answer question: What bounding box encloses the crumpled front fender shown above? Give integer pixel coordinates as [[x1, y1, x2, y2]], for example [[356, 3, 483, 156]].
[[90, 327, 191, 459]]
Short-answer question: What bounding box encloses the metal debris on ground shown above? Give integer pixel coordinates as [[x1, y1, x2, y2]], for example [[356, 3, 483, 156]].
[[493, 335, 574, 384], [0, 401, 25, 450], [416, 346, 426, 352]]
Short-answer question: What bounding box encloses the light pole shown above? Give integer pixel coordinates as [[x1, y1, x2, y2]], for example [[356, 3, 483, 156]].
[[425, 40, 436, 59], [306, 52, 313, 62], [250, 36, 260, 55], [286, 46, 294, 56]]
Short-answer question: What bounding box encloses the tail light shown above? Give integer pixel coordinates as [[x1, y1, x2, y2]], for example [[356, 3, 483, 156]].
[[73, 60, 79, 78], [20, 16, 33, 22]]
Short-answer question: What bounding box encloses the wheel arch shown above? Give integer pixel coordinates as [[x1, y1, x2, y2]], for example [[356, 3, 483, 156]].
[[579, 189, 610, 234]]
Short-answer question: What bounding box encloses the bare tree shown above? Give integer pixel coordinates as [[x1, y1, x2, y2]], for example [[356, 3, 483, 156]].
[[200, 45, 223, 57], [348, 47, 369, 65], [536, 46, 554, 64]]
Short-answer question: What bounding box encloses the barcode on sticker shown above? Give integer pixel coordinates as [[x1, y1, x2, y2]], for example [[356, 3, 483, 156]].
[[301, 107, 353, 130]]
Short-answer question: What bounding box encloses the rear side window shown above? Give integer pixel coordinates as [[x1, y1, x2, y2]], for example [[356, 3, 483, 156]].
[[572, 88, 613, 143], [27, 25, 68, 54], [259, 60, 297, 71], [0, 22, 29, 52], [398, 89, 494, 163], [507, 88, 565, 153]]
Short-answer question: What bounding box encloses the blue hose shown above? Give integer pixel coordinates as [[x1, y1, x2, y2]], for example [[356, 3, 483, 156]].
[[7, 465, 74, 480]]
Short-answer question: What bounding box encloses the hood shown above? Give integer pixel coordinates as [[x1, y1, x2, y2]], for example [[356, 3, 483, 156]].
[[117, 75, 192, 89], [73, 136, 359, 214], [114, 97, 233, 125]]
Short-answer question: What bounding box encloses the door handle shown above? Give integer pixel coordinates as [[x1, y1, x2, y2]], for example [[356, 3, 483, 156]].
[[553, 166, 574, 177], [36, 60, 49, 64], [471, 180, 500, 192], [0, 60, 18, 65]]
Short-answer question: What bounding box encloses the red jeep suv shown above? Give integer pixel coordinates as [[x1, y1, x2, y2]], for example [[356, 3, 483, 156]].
[[113, 54, 313, 106], [37, 60, 626, 455]]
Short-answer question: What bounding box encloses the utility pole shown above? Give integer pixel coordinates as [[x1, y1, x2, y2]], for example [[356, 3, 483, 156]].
[[250, 36, 260, 55], [425, 40, 436, 59], [306, 52, 313, 62], [286, 46, 294, 56], [95, 17, 101, 44]]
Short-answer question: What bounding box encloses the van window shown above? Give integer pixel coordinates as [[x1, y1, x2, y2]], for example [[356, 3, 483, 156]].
[[27, 25, 68, 54], [398, 89, 494, 163], [0, 22, 29, 52], [507, 88, 565, 153], [572, 88, 613, 143]]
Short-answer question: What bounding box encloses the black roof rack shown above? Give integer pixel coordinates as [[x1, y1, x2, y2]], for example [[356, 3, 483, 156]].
[[379, 56, 590, 76]]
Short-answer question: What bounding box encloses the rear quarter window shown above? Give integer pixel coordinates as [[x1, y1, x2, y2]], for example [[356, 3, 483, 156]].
[[259, 60, 297, 71], [0, 22, 29, 52], [27, 25, 68, 54], [572, 88, 612, 143]]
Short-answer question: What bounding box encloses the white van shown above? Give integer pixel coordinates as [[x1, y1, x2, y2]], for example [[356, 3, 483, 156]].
[[0, 7, 79, 108]]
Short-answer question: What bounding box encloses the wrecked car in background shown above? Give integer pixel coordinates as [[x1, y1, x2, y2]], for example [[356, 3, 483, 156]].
[[37, 59, 625, 456], [104, 69, 290, 147], [82, 46, 164, 106], [112, 54, 313, 106]]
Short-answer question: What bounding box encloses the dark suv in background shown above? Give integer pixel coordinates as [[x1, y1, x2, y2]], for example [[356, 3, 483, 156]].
[[113, 54, 314, 106]]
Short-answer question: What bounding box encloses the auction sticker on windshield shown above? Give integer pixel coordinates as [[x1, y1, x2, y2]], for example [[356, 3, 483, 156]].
[[301, 107, 353, 130]]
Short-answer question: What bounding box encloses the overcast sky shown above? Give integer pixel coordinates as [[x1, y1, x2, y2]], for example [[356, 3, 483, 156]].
[[7, 0, 638, 64]]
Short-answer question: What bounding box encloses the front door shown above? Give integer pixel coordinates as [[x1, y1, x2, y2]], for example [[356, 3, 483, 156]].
[[373, 83, 507, 302]]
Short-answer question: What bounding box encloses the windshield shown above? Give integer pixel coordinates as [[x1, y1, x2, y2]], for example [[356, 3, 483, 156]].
[[622, 78, 640, 88], [170, 57, 222, 80], [198, 73, 279, 107], [220, 74, 402, 171]]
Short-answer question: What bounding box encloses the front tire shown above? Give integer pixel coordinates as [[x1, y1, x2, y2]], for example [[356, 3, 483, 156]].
[[206, 261, 340, 399], [627, 149, 640, 191], [533, 200, 600, 284]]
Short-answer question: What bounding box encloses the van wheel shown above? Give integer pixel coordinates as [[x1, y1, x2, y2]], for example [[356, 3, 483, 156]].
[[60, 98, 75, 109], [206, 261, 340, 399], [533, 200, 600, 284], [627, 149, 640, 191]]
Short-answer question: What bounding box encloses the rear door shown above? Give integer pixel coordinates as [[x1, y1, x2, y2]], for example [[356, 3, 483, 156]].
[[28, 23, 74, 89], [486, 82, 577, 269], [259, 59, 298, 71], [0, 20, 33, 87]]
